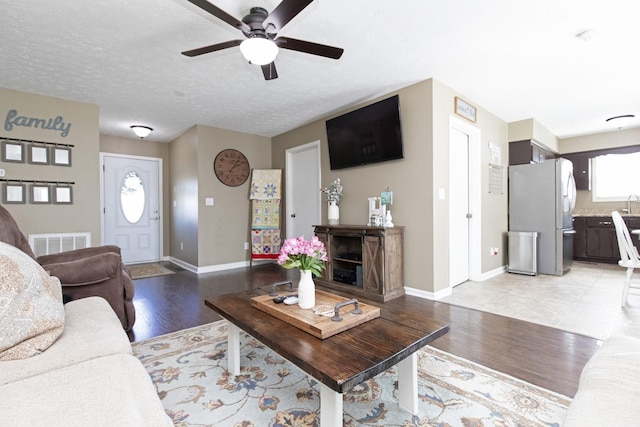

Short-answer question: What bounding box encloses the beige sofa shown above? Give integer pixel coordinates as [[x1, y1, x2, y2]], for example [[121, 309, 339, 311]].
[[563, 323, 640, 426], [0, 296, 172, 426]]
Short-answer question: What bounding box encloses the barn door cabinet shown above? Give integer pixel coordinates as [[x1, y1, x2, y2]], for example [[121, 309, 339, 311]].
[[313, 225, 404, 302]]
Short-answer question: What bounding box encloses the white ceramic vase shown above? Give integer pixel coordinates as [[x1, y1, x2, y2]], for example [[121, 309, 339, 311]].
[[297, 270, 315, 309], [328, 200, 340, 225]]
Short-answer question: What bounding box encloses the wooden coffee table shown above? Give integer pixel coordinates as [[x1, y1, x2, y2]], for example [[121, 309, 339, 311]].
[[205, 287, 449, 427]]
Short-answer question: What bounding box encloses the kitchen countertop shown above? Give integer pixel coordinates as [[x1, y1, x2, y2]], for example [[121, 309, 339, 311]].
[[573, 208, 640, 217]]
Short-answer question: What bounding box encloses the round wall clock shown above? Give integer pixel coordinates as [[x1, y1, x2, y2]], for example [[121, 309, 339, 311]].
[[214, 149, 250, 187]]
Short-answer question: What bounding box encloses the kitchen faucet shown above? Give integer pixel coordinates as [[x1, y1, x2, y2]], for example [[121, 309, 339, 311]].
[[627, 194, 640, 215]]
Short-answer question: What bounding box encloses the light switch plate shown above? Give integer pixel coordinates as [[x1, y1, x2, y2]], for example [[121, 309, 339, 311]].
[[205, 197, 214, 206]]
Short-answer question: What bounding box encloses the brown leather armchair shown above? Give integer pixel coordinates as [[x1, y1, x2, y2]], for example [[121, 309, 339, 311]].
[[0, 205, 135, 331]]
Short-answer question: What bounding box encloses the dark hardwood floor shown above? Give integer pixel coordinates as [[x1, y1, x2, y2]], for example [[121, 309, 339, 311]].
[[128, 263, 599, 398]]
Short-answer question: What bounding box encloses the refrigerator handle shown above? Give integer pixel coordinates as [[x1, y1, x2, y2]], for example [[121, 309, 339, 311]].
[[564, 229, 577, 235], [567, 171, 577, 213]]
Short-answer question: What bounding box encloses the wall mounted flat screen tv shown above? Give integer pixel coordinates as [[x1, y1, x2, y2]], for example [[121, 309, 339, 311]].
[[326, 95, 404, 170]]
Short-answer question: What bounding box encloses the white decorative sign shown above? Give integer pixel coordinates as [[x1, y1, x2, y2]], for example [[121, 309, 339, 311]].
[[455, 97, 477, 123]]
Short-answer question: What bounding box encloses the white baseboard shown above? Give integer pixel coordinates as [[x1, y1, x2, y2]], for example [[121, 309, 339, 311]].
[[404, 286, 452, 301], [167, 257, 276, 274], [476, 265, 507, 281], [404, 265, 507, 301]]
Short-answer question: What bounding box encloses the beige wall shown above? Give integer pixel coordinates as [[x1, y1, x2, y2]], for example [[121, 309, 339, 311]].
[[100, 134, 171, 257], [169, 126, 199, 265], [272, 79, 508, 294], [432, 81, 509, 292], [195, 125, 271, 266], [508, 118, 559, 152], [559, 126, 640, 211], [0, 87, 101, 243]]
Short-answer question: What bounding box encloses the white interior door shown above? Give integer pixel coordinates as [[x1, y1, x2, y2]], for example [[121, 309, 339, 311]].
[[450, 128, 470, 286], [102, 154, 161, 264], [286, 141, 321, 239], [448, 116, 482, 287]]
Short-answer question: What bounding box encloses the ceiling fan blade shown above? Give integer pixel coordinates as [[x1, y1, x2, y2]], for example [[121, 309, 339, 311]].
[[276, 37, 344, 60], [263, 0, 314, 33], [261, 62, 278, 80], [185, 0, 250, 32], [181, 39, 242, 57]]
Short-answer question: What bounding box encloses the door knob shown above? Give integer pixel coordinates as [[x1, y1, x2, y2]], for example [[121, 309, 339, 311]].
[[150, 216, 160, 220]]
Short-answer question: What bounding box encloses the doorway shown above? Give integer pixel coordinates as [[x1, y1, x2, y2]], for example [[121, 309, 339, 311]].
[[101, 153, 162, 264], [285, 141, 321, 239], [448, 116, 481, 286]]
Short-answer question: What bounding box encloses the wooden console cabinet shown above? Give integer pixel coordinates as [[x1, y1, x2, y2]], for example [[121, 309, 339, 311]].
[[313, 224, 404, 302]]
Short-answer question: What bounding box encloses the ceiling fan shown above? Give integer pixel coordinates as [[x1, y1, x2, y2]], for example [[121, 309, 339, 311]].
[[181, 0, 344, 80]]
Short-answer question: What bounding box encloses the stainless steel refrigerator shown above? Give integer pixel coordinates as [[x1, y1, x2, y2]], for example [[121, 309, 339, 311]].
[[508, 158, 577, 275]]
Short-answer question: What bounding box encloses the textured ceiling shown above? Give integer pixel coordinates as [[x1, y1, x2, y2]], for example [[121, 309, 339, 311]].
[[2, 0, 639, 143]]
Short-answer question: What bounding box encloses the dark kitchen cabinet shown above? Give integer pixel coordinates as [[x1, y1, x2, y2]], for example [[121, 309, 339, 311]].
[[509, 140, 556, 165], [574, 215, 640, 263], [573, 216, 587, 258], [562, 153, 590, 190]]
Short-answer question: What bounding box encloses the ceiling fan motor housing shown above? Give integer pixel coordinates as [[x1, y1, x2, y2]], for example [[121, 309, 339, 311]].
[[242, 7, 270, 38]]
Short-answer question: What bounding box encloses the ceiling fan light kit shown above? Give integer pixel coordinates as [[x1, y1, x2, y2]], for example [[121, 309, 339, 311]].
[[182, 0, 343, 80], [240, 37, 279, 65]]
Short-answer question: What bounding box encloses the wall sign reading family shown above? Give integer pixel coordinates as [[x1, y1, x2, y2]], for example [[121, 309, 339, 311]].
[[4, 109, 72, 137]]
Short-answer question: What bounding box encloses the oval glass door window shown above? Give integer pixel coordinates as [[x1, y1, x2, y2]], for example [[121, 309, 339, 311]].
[[121, 171, 145, 224]]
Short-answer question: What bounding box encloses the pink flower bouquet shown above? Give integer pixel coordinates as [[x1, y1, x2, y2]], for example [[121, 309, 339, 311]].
[[277, 235, 328, 277]]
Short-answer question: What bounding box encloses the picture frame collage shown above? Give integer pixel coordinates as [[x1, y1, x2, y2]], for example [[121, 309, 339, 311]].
[[2, 140, 72, 166], [1, 137, 74, 205]]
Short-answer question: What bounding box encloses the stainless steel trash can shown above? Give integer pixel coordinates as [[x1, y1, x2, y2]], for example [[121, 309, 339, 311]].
[[507, 231, 539, 275]]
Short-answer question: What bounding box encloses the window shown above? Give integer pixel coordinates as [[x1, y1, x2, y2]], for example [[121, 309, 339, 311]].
[[592, 152, 640, 201], [120, 171, 145, 223]]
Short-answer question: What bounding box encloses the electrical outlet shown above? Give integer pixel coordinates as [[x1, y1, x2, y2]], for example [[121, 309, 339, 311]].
[[490, 247, 499, 256], [180, 242, 184, 250], [244, 242, 249, 250]]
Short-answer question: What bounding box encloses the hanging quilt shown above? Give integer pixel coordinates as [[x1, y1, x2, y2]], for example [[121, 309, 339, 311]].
[[250, 169, 282, 261]]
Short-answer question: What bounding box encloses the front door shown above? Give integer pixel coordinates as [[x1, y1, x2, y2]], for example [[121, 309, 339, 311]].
[[286, 141, 321, 239], [102, 154, 161, 264]]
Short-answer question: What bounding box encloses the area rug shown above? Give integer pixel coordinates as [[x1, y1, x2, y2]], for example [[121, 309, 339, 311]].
[[128, 263, 175, 280], [133, 321, 571, 427]]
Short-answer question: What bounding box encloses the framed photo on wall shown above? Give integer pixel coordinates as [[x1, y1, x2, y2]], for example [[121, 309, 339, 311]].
[[52, 146, 72, 166], [28, 145, 50, 165], [2, 141, 25, 163], [31, 184, 51, 204], [3, 183, 26, 204], [53, 185, 73, 204]]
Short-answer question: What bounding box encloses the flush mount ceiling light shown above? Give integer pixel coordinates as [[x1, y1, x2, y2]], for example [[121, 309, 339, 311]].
[[239, 37, 279, 65], [605, 114, 636, 129], [575, 29, 595, 42], [130, 125, 153, 139]]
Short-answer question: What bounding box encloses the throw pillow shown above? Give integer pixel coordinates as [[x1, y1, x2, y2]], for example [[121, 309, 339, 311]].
[[0, 241, 65, 360]]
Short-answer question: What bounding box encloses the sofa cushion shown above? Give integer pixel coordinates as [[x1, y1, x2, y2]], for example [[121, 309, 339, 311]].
[[0, 296, 132, 385], [0, 241, 64, 361], [0, 353, 173, 426], [563, 329, 640, 426]]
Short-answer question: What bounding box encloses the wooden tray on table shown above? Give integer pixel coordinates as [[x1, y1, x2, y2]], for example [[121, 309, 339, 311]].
[[251, 289, 380, 339]]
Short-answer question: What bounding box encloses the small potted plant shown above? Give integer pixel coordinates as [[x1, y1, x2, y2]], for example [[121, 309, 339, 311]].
[[321, 178, 343, 224], [277, 235, 327, 309]]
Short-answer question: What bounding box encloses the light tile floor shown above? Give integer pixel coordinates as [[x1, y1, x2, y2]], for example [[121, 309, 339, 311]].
[[440, 261, 640, 340]]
